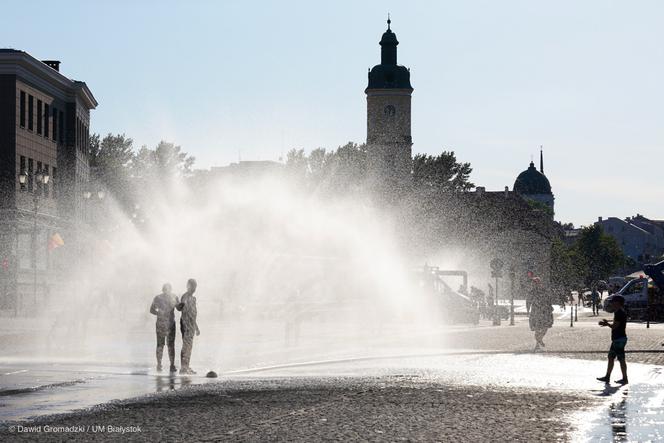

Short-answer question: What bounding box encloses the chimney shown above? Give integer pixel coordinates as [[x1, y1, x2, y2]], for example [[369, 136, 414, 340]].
[[476, 186, 485, 195], [41, 60, 60, 72], [504, 186, 509, 197], [598, 217, 603, 223]]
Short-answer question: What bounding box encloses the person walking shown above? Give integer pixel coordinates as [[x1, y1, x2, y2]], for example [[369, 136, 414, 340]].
[[591, 286, 601, 316], [529, 277, 554, 351], [596, 295, 628, 385], [149, 283, 179, 373], [176, 278, 200, 375]]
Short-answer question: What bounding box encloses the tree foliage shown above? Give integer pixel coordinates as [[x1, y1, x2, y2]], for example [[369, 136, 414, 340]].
[[285, 142, 367, 194], [286, 145, 474, 195], [412, 151, 474, 192], [89, 135, 195, 210], [573, 225, 626, 285], [89, 133, 135, 208]]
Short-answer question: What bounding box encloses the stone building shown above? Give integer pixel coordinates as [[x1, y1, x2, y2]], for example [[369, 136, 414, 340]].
[[0, 49, 97, 314], [365, 18, 413, 198]]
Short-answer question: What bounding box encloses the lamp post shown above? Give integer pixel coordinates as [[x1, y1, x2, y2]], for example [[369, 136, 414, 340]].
[[19, 168, 49, 311]]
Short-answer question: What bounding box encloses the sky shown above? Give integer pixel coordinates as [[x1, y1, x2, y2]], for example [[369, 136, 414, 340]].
[[2, 0, 663, 226]]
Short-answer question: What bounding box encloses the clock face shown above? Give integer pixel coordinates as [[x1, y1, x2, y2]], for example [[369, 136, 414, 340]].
[[384, 105, 396, 117]]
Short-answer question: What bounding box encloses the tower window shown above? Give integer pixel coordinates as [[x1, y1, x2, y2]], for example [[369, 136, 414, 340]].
[[19, 91, 25, 127]]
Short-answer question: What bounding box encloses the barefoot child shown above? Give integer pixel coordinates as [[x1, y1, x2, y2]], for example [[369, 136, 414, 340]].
[[596, 295, 628, 385]]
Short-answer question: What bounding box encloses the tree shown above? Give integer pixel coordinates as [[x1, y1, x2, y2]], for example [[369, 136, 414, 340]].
[[88, 133, 135, 207], [412, 151, 474, 192], [550, 238, 583, 292], [131, 141, 195, 190], [573, 225, 626, 285], [285, 142, 367, 194]]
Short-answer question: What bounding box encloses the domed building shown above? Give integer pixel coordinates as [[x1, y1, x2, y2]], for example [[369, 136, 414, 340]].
[[513, 150, 554, 215]]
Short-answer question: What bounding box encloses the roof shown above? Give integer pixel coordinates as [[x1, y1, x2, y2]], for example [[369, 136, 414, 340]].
[[366, 21, 412, 90], [0, 48, 97, 109], [514, 162, 552, 195]]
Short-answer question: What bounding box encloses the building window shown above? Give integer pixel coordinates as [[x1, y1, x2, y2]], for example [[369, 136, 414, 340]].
[[52, 107, 57, 141], [36, 230, 47, 271], [19, 156, 26, 191], [18, 233, 31, 270], [44, 104, 50, 138], [36, 161, 43, 195], [52, 167, 57, 198], [43, 164, 50, 197], [58, 110, 64, 143], [27, 158, 33, 193], [19, 91, 25, 127], [37, 100, 42, 135], [76, 118, 80, 151], [28, 95, 34, 130]]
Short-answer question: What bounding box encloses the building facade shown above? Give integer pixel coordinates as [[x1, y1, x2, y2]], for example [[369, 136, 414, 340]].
[[365, 19, 413, 198], [596, 215, 664, 264], [0, 49, 97, 315]]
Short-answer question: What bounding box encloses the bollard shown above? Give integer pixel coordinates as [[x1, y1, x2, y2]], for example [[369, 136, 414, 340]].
[[647, 308, 650, 329]]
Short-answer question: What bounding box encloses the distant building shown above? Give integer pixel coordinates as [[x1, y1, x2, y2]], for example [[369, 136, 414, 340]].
[[0, 49, 97, 314], [596, 214, 664, 264], [210, 160, 283, 180], [513, 149, 554, 216], [365, 18, 413, 197]]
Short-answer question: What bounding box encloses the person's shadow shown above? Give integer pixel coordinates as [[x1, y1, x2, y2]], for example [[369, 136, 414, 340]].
[[591, 383, 622, 397]]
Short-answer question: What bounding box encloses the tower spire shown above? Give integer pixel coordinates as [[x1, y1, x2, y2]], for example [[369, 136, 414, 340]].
[[387, 13, 391, 30], [539, 145, 544, 174]]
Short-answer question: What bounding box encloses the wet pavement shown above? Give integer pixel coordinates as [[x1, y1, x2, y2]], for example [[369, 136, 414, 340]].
[[1, 307, 664, 441]]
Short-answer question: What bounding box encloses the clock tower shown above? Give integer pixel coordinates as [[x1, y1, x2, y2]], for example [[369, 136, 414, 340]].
[[366, 18, 413, 196]]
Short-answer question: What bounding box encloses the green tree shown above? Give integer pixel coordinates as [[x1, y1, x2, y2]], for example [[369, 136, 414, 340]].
[[131, 141, 195, 187], [573, 225, 626, 285], [88, 133, 135, 207], [412, 151, 474, 192], [550, 238, 583, 292], [285, 142, 367, 194]]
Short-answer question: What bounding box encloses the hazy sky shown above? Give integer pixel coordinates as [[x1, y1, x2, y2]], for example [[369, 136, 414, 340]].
[[3, 0, 662, 226]]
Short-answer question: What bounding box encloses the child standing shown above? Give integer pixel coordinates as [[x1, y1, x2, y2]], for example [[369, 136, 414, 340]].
[[596, 295, 628, 385]]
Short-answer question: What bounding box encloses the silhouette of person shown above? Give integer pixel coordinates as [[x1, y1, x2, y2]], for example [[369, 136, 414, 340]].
[[529, 277, 553, 351], [150, 283, 179, 372], [176, 278, 200, 374]]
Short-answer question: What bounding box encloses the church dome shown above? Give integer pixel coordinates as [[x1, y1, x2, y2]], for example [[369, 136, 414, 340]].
[[366, 18, 413, 90], [514, 161, 552, 195], [368, 64, 412, 89]]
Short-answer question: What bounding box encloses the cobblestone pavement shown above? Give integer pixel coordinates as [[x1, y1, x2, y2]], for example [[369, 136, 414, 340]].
[[1, 377, 592, 442], [439, 308, 664, 365], [1, 308, 663, 441]]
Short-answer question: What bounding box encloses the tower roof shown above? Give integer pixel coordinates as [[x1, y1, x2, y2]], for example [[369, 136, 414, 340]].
[[514, 161, 552, 195], [367, 17, 412, 90]]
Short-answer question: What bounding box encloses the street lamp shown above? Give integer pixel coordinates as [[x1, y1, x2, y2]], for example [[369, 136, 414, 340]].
[[19, 168, 50, 311]]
